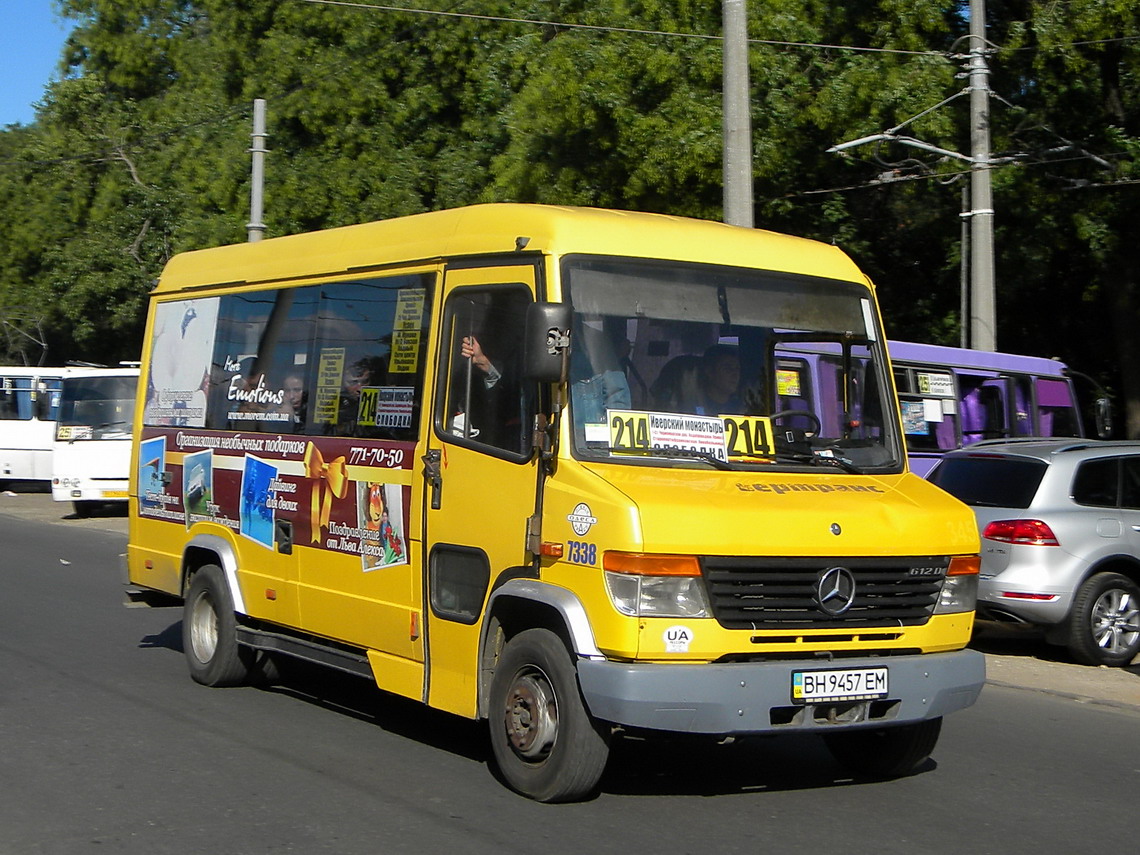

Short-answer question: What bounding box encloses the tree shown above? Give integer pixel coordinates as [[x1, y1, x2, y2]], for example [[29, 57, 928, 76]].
[[0, 0, 1135, 437]]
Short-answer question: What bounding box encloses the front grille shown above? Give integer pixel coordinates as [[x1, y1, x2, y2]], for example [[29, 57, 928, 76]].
[[702, 555, 947, 630]]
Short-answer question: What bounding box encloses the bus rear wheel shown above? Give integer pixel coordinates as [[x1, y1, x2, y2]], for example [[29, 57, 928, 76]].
[[823, 717, 942, 779], [183, 564, 253, 687], [488, 628, 610, 802]]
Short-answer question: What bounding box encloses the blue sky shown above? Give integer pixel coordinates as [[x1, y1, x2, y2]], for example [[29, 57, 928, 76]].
[[1, 1, 75, 126]]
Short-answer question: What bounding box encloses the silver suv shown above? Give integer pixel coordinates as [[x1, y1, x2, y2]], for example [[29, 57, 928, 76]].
[[927, 439, 1140, 667]]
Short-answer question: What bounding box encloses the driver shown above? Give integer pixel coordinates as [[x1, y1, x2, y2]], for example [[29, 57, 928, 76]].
[[695, 344, 744, 415]]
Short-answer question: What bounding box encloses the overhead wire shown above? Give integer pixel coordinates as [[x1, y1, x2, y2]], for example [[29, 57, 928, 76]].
[[1, 1, 1136, 178]]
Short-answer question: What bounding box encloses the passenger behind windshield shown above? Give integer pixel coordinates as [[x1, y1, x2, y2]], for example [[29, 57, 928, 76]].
[[695, 344, 744, 415], [562, 255, 902, 471], [570, 318, 632, 444]]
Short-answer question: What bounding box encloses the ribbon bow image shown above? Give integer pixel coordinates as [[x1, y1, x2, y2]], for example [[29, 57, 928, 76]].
[[304, 442, 349, 543]]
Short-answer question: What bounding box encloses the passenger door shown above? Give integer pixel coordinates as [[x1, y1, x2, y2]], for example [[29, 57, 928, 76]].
[[422, 261, 542, 717], [1119, 457, 1140, 556]]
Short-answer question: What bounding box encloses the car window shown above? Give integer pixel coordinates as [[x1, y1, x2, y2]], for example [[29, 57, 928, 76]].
[[1072, 457, 1119, 508], [928, 456, 1047, 508], [1123, 458, 1140, 510]]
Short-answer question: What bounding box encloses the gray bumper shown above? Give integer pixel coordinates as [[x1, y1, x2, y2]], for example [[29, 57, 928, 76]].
[[576, 649, 985, 735]]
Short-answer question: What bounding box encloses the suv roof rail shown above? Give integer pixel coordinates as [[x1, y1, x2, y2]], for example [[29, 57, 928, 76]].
[[967, 436, 1073, 448], [963, 437, 1140, 457]]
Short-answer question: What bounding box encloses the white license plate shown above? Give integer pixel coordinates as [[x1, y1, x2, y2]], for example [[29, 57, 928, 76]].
[[791, 667, 889, 704]]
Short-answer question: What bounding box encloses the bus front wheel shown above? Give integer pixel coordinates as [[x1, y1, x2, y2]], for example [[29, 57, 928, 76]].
[[183, 564, 253, 687], [488, 628, 610, 802]]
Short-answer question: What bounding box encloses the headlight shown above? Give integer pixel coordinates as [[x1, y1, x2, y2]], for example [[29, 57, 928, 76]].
[[602, 552, 712, 619], [934, 555, 980, 614]]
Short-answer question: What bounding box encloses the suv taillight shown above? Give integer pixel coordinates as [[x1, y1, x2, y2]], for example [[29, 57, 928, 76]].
[[982, 519, 1060, 546]]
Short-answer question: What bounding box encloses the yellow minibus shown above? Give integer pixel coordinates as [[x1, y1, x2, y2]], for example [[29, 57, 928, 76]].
[[126, 204, 983, 801]]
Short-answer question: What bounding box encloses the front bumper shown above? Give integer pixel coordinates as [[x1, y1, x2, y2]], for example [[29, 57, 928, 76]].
[[52, 481, 129, 504], [577, 649, 985, 735]]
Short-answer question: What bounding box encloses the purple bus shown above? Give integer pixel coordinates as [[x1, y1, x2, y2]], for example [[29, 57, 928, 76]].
[[887, 342, 1094, 475], [773, 340, 1107, 477]]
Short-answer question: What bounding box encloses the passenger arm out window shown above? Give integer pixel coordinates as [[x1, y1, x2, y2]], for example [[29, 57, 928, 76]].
[[438, 285, 535, 458]]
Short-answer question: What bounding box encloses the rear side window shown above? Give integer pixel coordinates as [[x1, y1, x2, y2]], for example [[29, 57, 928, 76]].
[[1072, 458, 1119, 508], [144, 273, 433, 442], [1122, 458, 1140, 510], [929, 456, 1047, 509]]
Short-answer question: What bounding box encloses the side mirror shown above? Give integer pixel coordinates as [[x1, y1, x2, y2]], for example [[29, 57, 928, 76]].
[[523, 302, 572, 384], [1094, 395, 1113, 439]]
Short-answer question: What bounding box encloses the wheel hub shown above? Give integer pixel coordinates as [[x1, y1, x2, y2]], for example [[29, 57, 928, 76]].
[[189, 591, 219, 664], [1092, 590, 1140, 654], [503, 670, 558, 761]]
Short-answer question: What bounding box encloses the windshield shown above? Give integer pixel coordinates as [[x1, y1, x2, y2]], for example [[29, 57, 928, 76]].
[[563, 256, 902, 472], [58, 375, 137, 440]]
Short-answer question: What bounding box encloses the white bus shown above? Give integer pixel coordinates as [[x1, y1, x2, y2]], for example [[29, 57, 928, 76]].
[[0, 366, 82, 484], [51, 366, 140, 516]]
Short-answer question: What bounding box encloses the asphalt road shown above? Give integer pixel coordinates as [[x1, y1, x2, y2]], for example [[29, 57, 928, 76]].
[[1, 486, 1138, 854]]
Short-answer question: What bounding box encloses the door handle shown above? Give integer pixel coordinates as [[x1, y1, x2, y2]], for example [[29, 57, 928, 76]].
[[422, 449, 442, 510]]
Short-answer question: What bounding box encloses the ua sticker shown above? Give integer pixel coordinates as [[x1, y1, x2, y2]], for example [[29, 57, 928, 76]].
[[664, 625, 693, 653]]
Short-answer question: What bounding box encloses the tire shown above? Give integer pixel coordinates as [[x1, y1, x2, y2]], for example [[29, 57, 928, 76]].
[[1065, 572, 1140, 667], [488, 628, 611, 802], [823, 718, 942, 779], [182, 564, 253, 687], [72, 501, 94, 518]]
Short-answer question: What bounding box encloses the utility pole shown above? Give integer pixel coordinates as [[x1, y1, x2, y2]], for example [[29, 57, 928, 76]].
[[247, 99, 268, 243], [967, 0, 996, 350], [827, 0, 998, 351], [722, 0, 753, 228]]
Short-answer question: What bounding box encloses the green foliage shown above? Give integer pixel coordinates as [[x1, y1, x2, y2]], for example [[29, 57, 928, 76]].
[[0, 1, 1137, 433]]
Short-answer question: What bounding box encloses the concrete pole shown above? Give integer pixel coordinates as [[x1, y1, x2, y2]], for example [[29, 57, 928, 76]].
[[968, 0, 996, 350], [247, 99, 268, 243], [722, 0, 754, 228], [960, 181, 970, 348]]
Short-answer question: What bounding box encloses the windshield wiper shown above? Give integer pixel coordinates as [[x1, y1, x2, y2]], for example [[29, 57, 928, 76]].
[[584, 442, 859, 474], [809, 452, 861, 474], [654, 447, 736, 470], [758, 445, 863, 474]]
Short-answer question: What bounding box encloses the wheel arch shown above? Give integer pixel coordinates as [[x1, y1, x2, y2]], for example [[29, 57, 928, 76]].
[[1068, 555, 1140, 613], [181, 532, 246, 615], [1086, 555, 1140, 588], [476, 578, 601, 720]]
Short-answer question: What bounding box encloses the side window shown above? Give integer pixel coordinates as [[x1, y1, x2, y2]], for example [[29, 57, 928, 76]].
[[0, 378, 22, 420], [1121, 458, 1140, 510], [1009, 375, 1034, 436], [439, 285, 534, 457], [0, 377, 34, 420], [193, 274, 433, 439], [960, 376, 1006, 442], [39, 380, 63, 421], [309, 276, 432, 441], [896, 367, 958, 451], [206, 288, 319, 434], [1036, 377, 1080, 438], [144, 297, 221, 428], [1072, 458, 1119, 508]]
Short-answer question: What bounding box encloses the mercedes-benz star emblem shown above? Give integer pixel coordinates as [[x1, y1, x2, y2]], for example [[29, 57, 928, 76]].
[[815, 567, 857, 616]]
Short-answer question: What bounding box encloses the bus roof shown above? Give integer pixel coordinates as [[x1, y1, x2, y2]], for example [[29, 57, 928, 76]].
[[60, 367, 140, 380], [887, 340, 1068, 376], [155, 204, 871, 294], [0, 366, 104, 380]]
